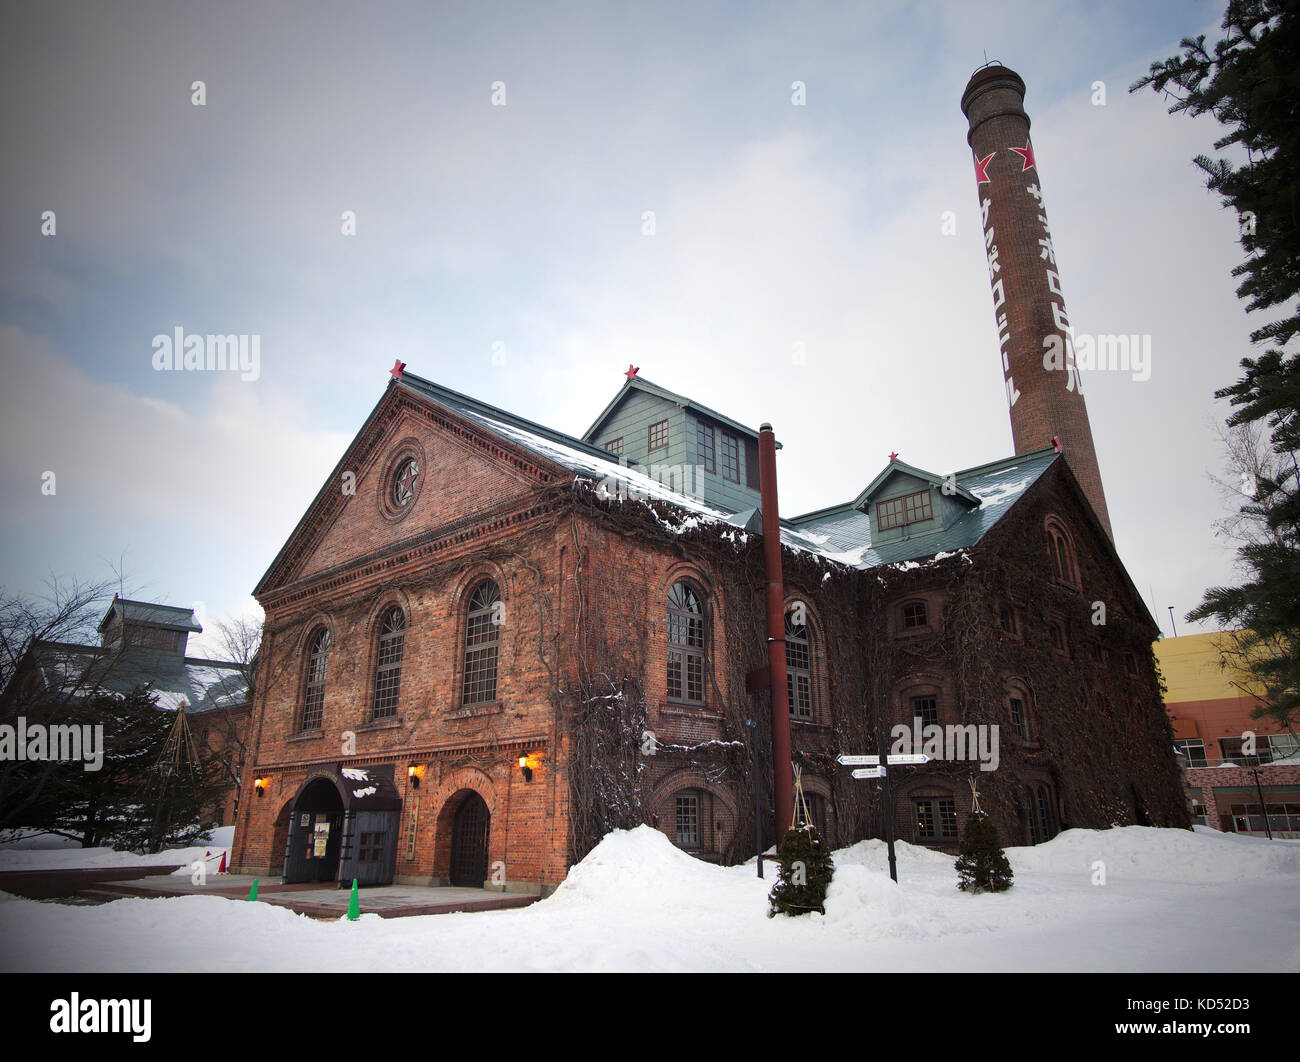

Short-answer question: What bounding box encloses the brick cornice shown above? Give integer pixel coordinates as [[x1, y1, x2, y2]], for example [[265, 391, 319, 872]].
[[253, 735, 549, 774], [260, 493, 569, 616]]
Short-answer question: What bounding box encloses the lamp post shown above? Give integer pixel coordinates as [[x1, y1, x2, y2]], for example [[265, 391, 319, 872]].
[[1250, 766, 1274, 840]]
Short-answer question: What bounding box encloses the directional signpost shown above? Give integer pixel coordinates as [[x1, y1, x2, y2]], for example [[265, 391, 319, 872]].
[[836, 749, 931, 882]]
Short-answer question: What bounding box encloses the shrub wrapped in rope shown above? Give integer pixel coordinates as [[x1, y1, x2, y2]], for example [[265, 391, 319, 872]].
[[954, 811, 1014, 893], [767, 824, 835, 916]]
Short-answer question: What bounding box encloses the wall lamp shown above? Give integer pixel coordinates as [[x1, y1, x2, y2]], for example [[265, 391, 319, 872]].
[[255, 778, 267, 799], [518, 754, 534, 783], [408, 764, 424, 789]]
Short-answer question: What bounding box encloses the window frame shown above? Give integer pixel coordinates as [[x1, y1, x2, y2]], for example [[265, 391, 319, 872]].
[[648, 419, 669, 453], [720, 433, 740, 483], [461, 579, 502, 706], [784, 606, 813, 720], [667, 580, 707, 706], [372, 606, 406, 720], [876, 489, 934, 532], [696, 421, 716, 473], [299, 627, 330, 732], [913, 796, 958, 843], [901, 600, 929, 631]]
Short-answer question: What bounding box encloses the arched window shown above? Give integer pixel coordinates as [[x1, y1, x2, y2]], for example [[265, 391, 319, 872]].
[[462, 579, 501, 705], [675, 788, 702, 848], [667, 581, 706, 705], [1007, 683, 1031, 740], [1028, 785, 1056, 844], [1035, 786, 1055, 842], [299, 627, 330, 731], [372, 607, 406, 719], [785, 606, 812, 719], [1045, 518, 1078, 587]]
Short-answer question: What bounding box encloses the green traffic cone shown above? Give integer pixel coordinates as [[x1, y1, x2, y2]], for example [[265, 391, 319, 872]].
[[346, 878, 360, 921], [246, 878, 259, 902]]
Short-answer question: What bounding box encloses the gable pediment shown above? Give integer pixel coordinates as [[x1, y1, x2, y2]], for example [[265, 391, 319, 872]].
[[255, 385, 567, 598]]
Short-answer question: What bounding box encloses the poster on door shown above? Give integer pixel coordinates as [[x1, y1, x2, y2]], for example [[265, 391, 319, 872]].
[[313, 814, 330, 858]]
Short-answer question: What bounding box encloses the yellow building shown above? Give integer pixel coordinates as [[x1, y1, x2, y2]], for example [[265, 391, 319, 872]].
[[1154, 632, 1299, 836]]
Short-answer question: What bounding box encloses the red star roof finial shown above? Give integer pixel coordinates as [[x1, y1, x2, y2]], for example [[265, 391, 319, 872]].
[[390, 358, 406, 380], [1052, 435, 1063, 453], [889, 451, 899, 462], [974, 151, 995, 184], [624, 364, 640, 380], [1010, 139, 1036, 172]]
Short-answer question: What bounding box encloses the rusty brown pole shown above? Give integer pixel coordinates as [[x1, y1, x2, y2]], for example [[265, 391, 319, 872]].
[[758, 422, 793, 835]]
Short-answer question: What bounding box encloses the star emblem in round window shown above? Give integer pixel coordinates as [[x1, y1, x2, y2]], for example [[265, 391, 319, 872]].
[[394, 457, 420, 507]]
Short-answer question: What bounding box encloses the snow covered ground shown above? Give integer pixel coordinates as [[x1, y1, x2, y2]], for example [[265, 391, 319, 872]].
[[0, 826, 233, 876], [0, 824, 1295, 972]]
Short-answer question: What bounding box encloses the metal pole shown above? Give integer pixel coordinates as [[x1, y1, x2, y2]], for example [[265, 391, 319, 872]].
[[1251, 767, 1274, 840], [747, 719, 763, 878], [758, 423, 793, 835], [1167, 606, 1179, 638], [877, 730, 898, 883]]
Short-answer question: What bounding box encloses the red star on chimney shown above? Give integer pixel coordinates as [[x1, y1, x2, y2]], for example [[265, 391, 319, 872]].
[[974, 151, 995, 184], [624, 364, 640, 380], [889, 451, 899, 462], [390, 358, 406, 380], [1010, 139, 1036, 172]]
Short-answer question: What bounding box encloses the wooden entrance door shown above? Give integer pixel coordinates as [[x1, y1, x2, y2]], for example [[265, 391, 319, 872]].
[[449, 792, 489, 887]]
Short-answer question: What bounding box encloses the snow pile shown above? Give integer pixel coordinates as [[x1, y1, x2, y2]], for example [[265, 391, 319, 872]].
[[1007, 825, 1300, 882], [1, 824, 1297, 972]]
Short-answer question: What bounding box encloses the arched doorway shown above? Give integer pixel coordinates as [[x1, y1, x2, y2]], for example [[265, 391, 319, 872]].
[[449, 790, 490, 887], [284, 777, 345, 883]]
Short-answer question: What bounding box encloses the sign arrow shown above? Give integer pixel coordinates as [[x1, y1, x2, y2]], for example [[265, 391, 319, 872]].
[[837, 753, 931, 767], [851, 767, 885, 780]]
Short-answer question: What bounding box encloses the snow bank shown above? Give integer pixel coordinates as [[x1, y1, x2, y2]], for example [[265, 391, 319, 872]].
[[0, 838, 229, 874], [1, 824, 1296, 972], [1006, 825, 1300, 882]]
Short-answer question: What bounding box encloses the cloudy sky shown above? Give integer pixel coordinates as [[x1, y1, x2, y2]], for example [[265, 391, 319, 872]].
[[0, 0, 1260, 651]]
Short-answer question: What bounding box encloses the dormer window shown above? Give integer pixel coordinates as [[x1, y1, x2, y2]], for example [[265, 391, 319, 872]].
[[696, 422, 715, 473], [720, 433, 740, 483], [648, 419, 669, 452], [876, 489, 933, 532]]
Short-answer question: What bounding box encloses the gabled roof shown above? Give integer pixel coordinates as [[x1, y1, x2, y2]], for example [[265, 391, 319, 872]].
[[581, 375, 781, 449], [397, 372, 616, 468], [27, 641, 248, 714], [97, 598, 202, 634], [849, 458, 983, 511], [787, 447, 1061, 569]]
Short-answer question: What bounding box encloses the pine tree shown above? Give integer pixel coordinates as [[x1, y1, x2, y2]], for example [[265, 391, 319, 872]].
[[767, 823, 835, 916], [954, 812, 1013, 894], [1131, 1, 1300, 728]]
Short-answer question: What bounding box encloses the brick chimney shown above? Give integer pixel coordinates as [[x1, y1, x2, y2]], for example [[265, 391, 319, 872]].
[[961, 64, 1112, 539]]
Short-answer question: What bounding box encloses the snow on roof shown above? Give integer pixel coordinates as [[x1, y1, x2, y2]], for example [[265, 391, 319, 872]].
[[406, 373, 1057, 574]]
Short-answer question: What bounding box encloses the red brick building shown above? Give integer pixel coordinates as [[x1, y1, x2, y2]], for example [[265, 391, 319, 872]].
[[228, 64, 1188, 892], [229, 367, 1186, 892]]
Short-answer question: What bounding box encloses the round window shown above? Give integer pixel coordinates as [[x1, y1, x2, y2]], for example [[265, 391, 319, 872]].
[[393, 457, 420, 508]]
